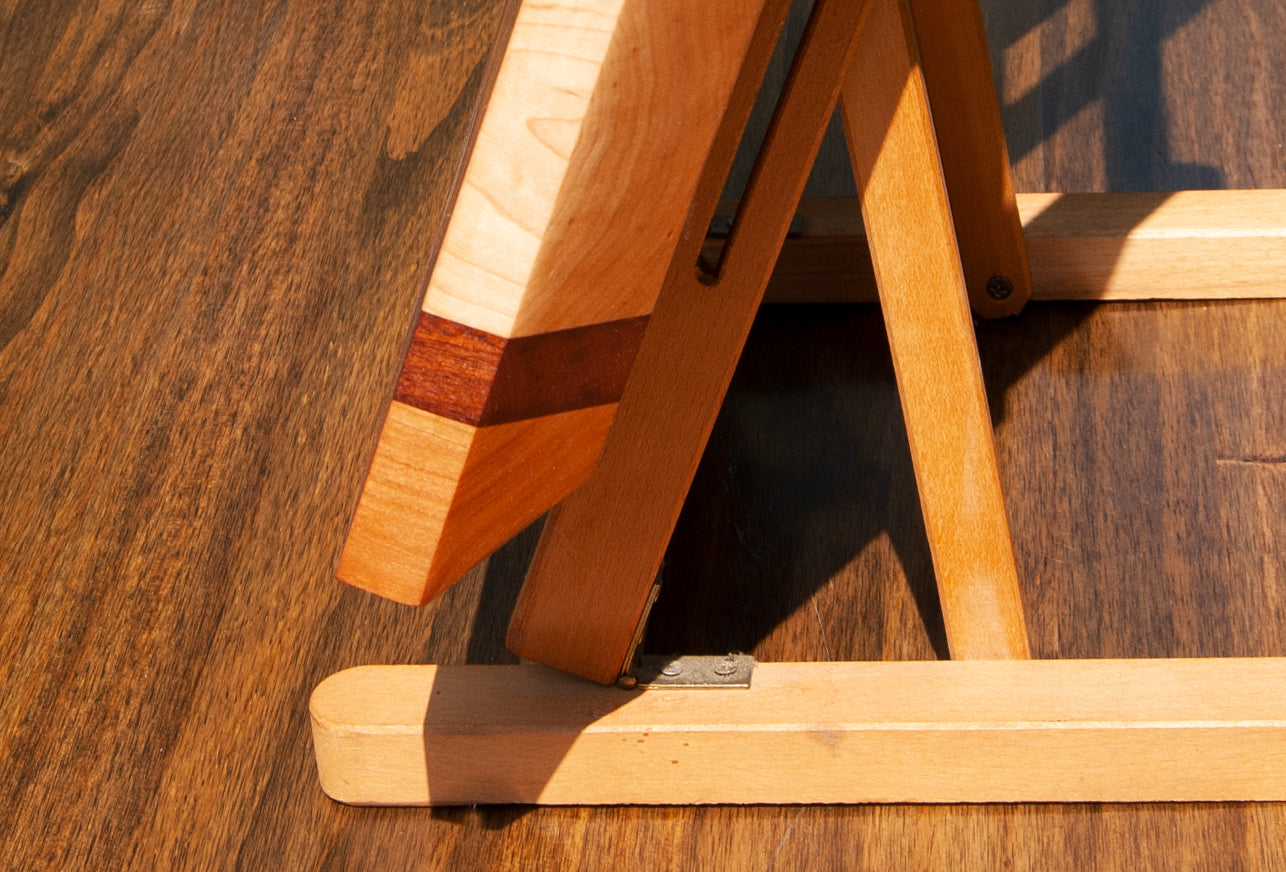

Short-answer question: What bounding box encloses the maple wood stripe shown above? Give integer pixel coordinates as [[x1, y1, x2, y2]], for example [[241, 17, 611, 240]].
[[393, 312, 650, 426]]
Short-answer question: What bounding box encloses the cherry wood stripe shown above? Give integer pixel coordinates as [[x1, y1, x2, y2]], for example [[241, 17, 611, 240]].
[[393, 312, 650, 426]]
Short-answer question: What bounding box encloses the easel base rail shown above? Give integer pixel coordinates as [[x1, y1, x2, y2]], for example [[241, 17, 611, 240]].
[[311, 658, 1286, 806], [753, 190, 1286, 304]]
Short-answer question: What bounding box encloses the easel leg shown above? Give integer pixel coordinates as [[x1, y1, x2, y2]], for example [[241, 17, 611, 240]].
[[840, 0, 1029, 658], [507, 0, 876, 684], [908, 0, 1033, 318]]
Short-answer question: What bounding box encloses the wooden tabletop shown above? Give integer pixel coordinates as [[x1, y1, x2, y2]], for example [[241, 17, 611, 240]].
[[3, 0, 1285, 868]]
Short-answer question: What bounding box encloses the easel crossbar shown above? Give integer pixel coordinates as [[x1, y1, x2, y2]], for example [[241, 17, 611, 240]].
[[312, 659, 1286, 806], [757, 190, 1286, 304]]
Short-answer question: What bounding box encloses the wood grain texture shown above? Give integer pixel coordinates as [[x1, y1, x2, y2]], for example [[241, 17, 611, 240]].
[[755, 191, 1286, 304], [907, 0, 1033, 318], [508, 0, 873, 683], [393, 312, 649, 425], [314, 659, 1286, 805], [338, 401, 616, 604], [421, 0, 768, 338], [392, 313, 506, 424], [1019, 190, 1286, 300], [339, 0, 770, 606], [0, 0, 523, 866], [4, 0, 1286, 868], [840, 0, 1029, 659]]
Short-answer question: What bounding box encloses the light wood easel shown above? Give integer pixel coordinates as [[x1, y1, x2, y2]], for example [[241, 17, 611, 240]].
[[311, 0, 1286, 804]]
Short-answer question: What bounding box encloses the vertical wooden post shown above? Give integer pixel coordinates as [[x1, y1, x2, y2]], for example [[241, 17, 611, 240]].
[[840, 0, 1029, 659]]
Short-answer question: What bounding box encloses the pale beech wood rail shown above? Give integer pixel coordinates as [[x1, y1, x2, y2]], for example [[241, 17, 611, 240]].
[[756, 191, 1286, 304], [312, 659, 1286, 805]]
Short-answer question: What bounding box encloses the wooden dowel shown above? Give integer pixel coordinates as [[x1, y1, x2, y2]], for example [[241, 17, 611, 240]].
[[840, 0, 1029, 659]]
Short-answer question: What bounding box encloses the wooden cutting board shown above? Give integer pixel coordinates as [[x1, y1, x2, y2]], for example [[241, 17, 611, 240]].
[[338, 0, 770, 605]]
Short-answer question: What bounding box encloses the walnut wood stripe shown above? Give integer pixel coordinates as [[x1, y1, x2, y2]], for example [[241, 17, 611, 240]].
[[393, 312, 650, 426]]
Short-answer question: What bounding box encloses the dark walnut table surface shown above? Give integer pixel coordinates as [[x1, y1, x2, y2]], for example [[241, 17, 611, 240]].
[[2, 1, 1285, 869]]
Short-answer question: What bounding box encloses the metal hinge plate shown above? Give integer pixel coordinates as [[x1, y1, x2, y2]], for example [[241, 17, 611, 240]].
[[632, 654, 755, 689]]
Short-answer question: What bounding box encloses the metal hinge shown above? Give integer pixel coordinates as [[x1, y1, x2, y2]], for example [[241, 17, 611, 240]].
[[631, 654, 755, 689], [615, 572, 755, 689]]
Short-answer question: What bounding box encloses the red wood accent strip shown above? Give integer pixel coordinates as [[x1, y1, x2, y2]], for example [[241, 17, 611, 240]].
[[393, 313, 649, 426], [393, 313, 505, 426], [485, 315, 650, 426]]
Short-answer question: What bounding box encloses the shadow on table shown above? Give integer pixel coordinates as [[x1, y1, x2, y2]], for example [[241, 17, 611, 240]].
[[426, 0, 1230, 814]]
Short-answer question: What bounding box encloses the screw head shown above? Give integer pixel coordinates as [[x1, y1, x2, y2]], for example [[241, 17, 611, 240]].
[[660, 662, 683, 677], [713, 658, 738, 676], [985, 275, 1015, 301]]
